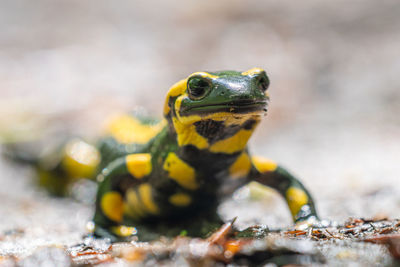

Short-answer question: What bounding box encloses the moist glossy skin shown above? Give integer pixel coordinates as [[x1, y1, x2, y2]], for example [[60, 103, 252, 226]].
[[55, 68, 318, 240]]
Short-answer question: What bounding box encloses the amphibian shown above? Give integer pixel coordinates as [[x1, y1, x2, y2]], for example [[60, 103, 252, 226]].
[[12, 68, 319, 240]]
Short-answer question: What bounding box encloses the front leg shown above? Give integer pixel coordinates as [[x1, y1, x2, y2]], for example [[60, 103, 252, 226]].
[[249, 155, 318, 224], [92, 154, 153, 241]]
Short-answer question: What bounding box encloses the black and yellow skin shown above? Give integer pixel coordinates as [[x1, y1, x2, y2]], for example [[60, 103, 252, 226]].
[[83, 68, 318, 240], [13, 68, 318, 240]]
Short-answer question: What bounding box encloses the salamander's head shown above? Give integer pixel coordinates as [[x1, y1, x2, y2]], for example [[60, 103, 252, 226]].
[[163, 68, 270, 153]]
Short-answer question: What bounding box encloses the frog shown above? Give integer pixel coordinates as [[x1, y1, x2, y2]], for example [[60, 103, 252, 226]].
[[9, 68, 319, 240]]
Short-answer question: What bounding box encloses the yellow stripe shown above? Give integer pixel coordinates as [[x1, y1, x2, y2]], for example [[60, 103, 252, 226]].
[[138, 183, 160, 215], [241, 67, 265, 76], [101, 191, 123, 222], [163, 152, 198, 190], [210, 129, 253, 154], [229, 152, 251, 179], [126, 153, 152, 179], [172, 117, 209, 149], [172, 93, 209, 150], [252, 156, 278, 173], [164, 72, 217, 117], [169, 193, 192, 207], [286, 187, 309, 216], [163, 79, 187, 115]]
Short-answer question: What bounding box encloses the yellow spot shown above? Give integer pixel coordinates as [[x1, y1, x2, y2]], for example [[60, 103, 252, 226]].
[[286, 187, 309, 216], [169, 193, 192, 207], [101, 191, 123, 222], [138, 183, 159, 215], [172, 117, 209, 149], [106, 114, 165, 144], [61, 139, 101, 179], [111, 225, 137, 237], [229, 152, 251, 179], [252, 156, 278, 173], [210, 129, 253, 154], [126, 153, 152, 179], [241, 67, 265, 76], [163, 152, 198, 190], [163, 79, 187, 115], [126, 189, 146, 217]]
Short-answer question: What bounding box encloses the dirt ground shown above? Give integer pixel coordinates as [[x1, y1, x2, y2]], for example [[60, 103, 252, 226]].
[[0, 0, 399, 266]]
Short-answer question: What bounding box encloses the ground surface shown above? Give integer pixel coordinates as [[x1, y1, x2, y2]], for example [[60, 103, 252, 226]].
[[0, 0, 400, 266]]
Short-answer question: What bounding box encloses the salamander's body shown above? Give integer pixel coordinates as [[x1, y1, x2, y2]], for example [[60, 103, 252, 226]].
[[33, 68, 318, 240]]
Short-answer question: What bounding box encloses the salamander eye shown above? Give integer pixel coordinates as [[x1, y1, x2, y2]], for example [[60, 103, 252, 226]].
[[187, 76, 212, 100], [256, 73, 270, 92]]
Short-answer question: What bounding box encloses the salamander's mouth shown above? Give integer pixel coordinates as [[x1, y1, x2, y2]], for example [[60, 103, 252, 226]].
[[181, 99, 268, 115]]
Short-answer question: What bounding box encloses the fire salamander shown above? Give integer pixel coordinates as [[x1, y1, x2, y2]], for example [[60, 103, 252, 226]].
[[30, 68, 319, 240]]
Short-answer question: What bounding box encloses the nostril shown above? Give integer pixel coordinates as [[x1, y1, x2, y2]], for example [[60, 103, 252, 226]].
[[257, 76, 269, 92]]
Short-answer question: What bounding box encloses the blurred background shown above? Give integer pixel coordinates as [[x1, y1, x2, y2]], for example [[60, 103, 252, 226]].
[[0, 0, 399, 257]]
